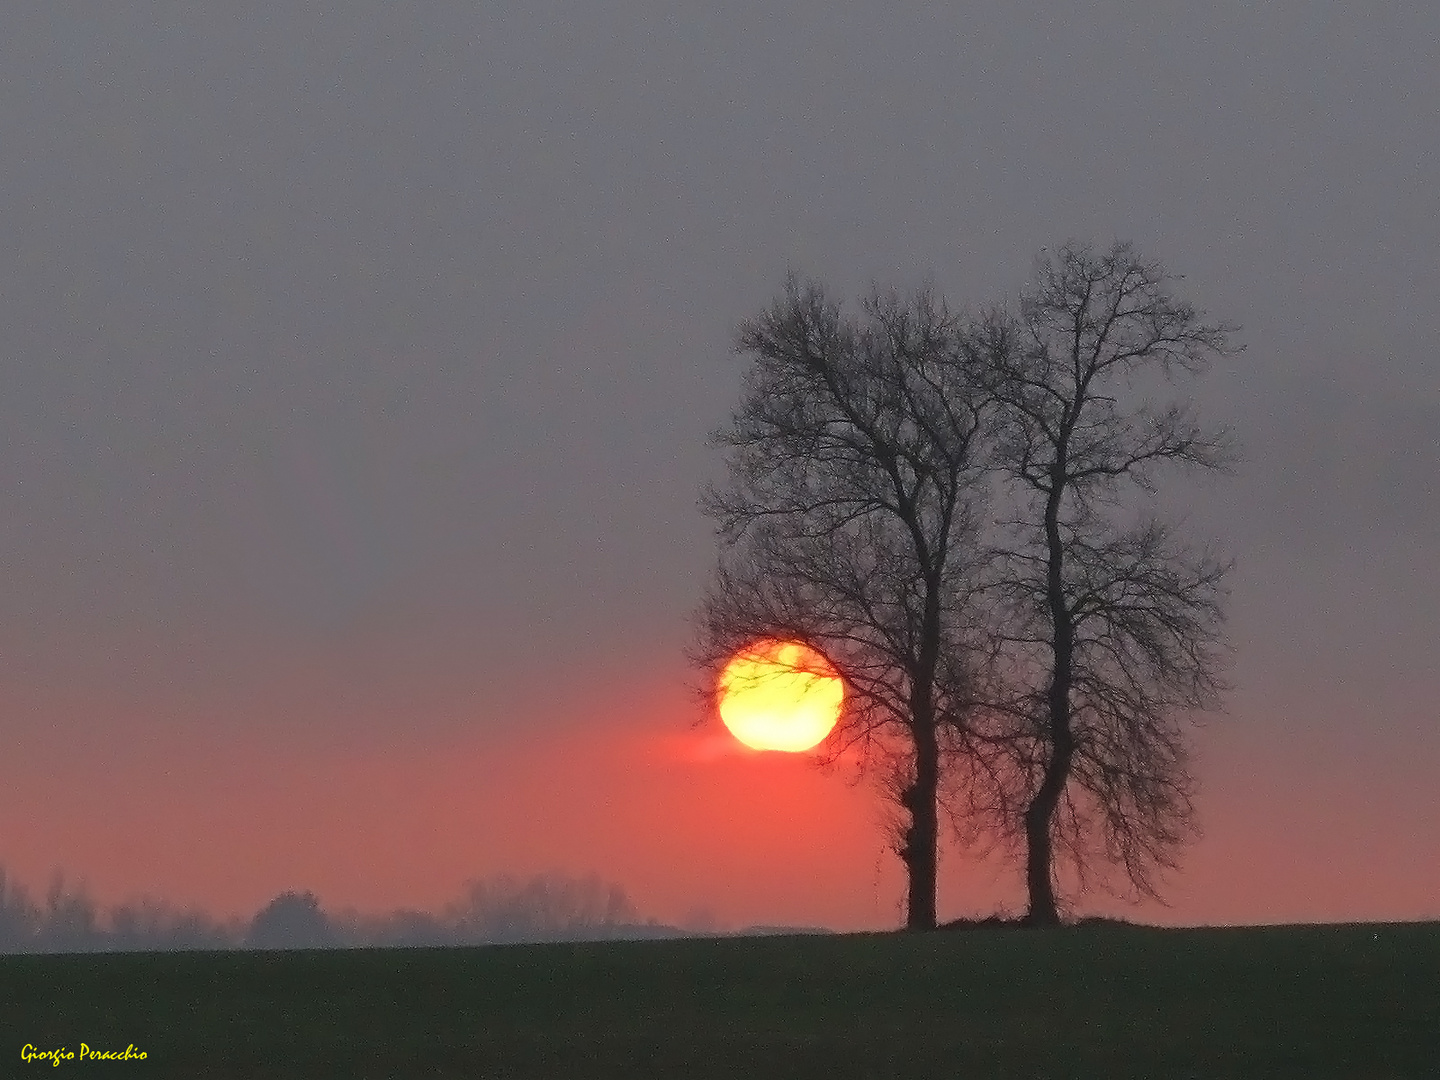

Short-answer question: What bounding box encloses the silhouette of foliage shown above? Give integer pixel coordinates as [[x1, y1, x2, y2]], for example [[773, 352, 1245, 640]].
[[696, 241, 1239, 927], [694, 276, 996, 930], [246, 890, 337, 950], [978, 240, 1240, 923], [0, 866, 671, 953]]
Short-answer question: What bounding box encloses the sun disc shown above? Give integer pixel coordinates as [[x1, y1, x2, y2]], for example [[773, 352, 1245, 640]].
[[717, 640, 843, 752]]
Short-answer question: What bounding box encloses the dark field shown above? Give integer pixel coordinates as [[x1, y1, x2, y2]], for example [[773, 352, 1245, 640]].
[[3, 922, 1438, 1079]]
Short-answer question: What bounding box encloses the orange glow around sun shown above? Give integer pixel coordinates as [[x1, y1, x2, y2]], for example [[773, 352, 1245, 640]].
[[717, 640, 844, 752]]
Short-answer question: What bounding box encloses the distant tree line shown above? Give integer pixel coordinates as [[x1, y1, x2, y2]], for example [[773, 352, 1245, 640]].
[[0, 867, 709, 954]]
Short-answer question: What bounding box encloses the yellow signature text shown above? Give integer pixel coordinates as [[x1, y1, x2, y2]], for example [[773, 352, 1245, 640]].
[[21, 1043, 147, 1066]]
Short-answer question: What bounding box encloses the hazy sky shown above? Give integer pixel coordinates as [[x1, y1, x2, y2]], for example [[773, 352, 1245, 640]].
[[1, 3, 1436, 930]]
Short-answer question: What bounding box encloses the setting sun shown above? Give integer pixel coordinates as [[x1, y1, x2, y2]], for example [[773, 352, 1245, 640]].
[[717, 640, 844, 752]]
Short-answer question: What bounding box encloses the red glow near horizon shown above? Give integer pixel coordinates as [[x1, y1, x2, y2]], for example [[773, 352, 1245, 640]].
[[0, 667, 1436, 931]]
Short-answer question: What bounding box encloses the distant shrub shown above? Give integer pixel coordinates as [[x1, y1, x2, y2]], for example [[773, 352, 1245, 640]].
[[246, 890, 337, 950]]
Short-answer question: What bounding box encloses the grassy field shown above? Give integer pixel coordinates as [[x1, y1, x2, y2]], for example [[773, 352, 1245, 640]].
[[2, 921, 1437, 1078]]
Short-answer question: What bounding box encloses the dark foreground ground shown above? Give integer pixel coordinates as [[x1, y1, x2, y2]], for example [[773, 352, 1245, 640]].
[[3, 921, 1437, 1079]]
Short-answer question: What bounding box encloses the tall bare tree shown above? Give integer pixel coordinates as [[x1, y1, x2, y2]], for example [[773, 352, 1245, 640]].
[[693, 275, 993, 929], [984, 241, 1240, 925]]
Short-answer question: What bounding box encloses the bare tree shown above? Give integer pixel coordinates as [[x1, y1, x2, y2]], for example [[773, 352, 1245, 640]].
[[983, 241, 1240, 925], [692, 275, 994, 930]]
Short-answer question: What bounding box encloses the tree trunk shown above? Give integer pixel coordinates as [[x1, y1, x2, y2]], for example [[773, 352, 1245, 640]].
[[902, 716, 940, 930], [1024, 472, 1074, 926], [902, 567, 947, 932], [1022, 738, 1072, 925]]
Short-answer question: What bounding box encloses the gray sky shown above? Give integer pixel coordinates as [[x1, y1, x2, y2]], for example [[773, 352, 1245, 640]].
[[1, 3, 1436, 922]]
